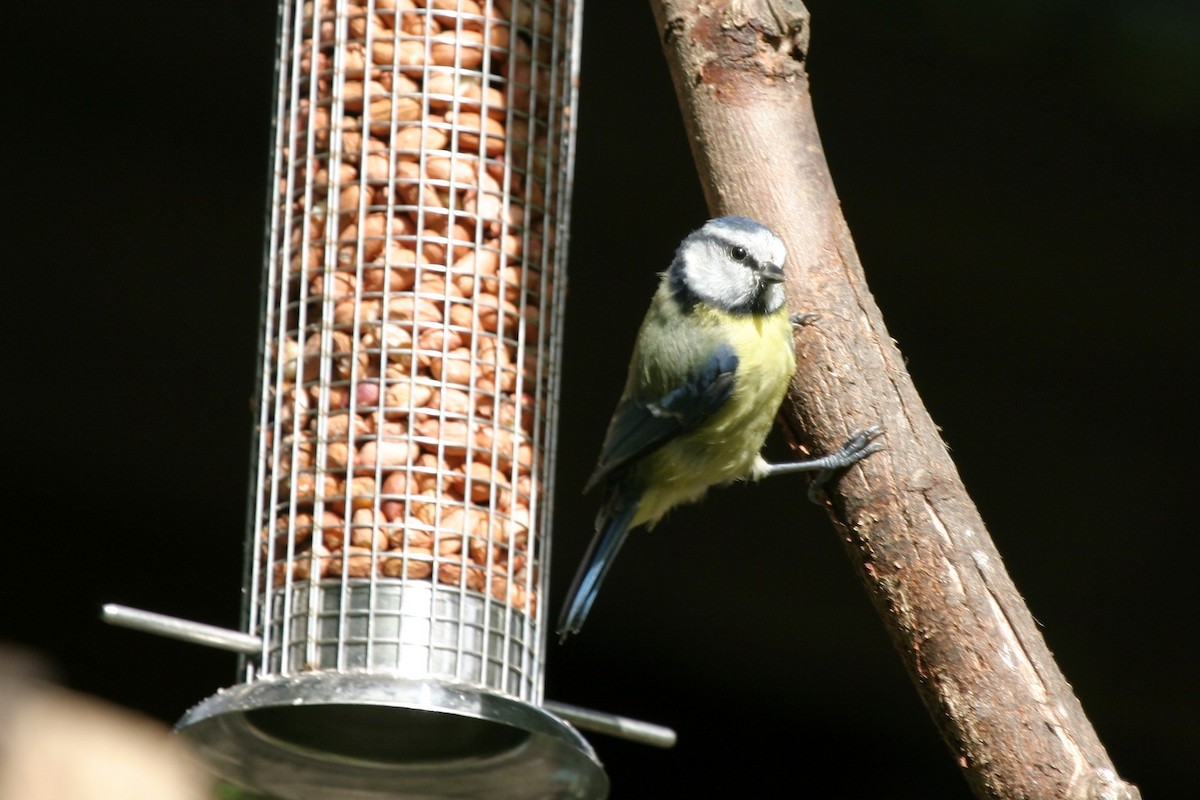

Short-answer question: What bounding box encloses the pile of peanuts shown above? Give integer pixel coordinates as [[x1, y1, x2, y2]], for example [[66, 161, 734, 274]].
[[258, 0, 564, 618]]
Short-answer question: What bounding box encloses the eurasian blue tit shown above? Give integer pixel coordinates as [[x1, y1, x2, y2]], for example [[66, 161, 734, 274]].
[[556, 216, 882, 641]]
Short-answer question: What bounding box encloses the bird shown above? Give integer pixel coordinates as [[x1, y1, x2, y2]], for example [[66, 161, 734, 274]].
[[555, 215, 882, 641]]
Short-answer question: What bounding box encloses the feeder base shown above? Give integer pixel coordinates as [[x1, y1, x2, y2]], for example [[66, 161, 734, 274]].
[[177, 672, 608, 799]]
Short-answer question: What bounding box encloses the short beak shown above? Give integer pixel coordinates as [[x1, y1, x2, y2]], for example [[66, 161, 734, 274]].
[[760, 262, 785, 284]]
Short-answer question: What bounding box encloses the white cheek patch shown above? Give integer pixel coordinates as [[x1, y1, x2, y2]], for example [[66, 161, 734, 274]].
[[685, 241, 756, 309]]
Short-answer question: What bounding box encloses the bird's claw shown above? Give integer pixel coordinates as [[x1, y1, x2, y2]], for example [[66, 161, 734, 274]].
[[838, 425, 885, 461], [789, 311, 820, 328], [807, 425, 885, 504]]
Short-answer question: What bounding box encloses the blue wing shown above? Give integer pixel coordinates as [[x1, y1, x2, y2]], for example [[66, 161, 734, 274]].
[[583, 342, 739, 494], [558, 342, 739, 640]]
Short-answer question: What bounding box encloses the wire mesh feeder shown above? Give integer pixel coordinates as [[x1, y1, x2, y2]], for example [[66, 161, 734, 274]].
[[252, 0, 557, 700], [167, 0, 601, 796], [99, 0, 676, 792]]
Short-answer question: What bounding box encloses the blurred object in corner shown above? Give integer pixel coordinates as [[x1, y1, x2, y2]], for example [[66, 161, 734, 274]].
[[0, 645, 210, 800]]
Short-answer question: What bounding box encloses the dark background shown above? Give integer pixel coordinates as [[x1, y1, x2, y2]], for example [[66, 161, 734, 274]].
[[6, 2, 1198, 798]]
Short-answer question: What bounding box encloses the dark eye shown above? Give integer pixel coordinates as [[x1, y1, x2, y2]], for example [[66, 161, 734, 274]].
[[729, 245, 748, 261]]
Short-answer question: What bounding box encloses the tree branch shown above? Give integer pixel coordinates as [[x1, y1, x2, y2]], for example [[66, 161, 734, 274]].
[[647, 2, 1141, 798]]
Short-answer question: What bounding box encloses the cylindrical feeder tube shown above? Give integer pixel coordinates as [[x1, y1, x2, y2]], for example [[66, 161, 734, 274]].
[[256, 0, 562, 698], [176, 2, 604, 797]]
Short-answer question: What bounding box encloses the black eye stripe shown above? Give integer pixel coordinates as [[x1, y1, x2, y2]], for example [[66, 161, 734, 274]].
[[711, 236, 761, 269], [703, 233, 770, 274], [733, 248, 759, 270]]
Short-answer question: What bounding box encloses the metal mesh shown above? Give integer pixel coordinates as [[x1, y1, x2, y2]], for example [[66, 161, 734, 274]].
[[246, 0, 578, 704]]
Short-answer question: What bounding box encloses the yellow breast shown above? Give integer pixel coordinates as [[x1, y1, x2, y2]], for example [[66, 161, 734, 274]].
[[689, 307, 795, 458], [634, 307, 795, 526]]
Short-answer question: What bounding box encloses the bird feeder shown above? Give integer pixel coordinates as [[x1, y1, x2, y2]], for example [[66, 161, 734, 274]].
[[102, 0, 674, 796]]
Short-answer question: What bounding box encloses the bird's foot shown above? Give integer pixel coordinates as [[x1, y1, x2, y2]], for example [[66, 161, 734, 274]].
[[761, 425, 884, 503], [789, 311, 820, 328], [806, 425, 885, 503]]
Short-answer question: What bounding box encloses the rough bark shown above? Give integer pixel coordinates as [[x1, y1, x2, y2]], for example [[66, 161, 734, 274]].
[[647, 2, 1141, 798]]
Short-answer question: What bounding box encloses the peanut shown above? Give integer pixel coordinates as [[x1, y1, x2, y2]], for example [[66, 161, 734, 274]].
[[437, 557, 486, 592], [416, 327, 465, 364], [378, 470, 411, 521], [444, 111, 506, 157], [382, 379, 435, 418], [328, 546, 375, 578], [349, 508, 389, 549], [354, 439, 414, 471], [445, 461, 511, 507], [428, 347, 473, 386], [413, 415, 471, 458], [347, 475, 377, 510], [273, 544, 330, 583], [429, 30, 485, 70], [392, 119, 449, 154], [286, 471, 341, 507], [361, 261, 418, 293], [436, 532, 463, 556], [436, 387, 471, 416], [382, 547, 434, 579]]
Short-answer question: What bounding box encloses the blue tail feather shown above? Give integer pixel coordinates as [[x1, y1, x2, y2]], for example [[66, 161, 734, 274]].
[[556, 493, 639, 642]]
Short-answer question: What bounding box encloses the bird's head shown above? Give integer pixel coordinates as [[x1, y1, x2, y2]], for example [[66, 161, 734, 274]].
[[668, 216, 789, 315]]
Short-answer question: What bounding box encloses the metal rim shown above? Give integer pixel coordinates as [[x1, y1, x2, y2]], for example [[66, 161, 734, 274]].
[[177, 672, 608, 799]]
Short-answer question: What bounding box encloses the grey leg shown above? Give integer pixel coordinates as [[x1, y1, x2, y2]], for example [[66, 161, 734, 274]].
[[761, 425, 884, 503]]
